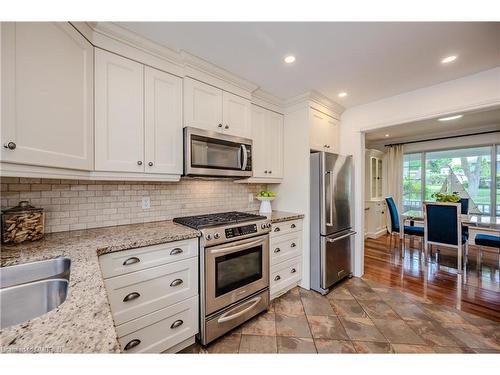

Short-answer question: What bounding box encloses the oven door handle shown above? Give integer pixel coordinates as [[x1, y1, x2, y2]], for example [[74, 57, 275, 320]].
[[209, 237, 265, 255], [240, 144, 248, 171], [217, 296, 262, 324]]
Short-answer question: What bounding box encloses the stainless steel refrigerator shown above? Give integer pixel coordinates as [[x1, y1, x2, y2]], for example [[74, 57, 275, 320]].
[[310, 152, 355, 294]]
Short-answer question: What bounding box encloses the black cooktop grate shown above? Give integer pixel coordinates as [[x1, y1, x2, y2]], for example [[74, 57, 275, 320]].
[[173, 211, 266, 229]]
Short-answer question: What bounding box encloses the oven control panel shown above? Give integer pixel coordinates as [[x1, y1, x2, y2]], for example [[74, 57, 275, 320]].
[[202, 220, 271, 246], [225, 224, 257, 239]]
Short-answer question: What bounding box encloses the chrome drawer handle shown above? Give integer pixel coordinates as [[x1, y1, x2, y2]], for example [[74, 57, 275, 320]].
[[123, 292, 141, 302], [291, 224, 296, 228], [170, 319, 184, 329], [170, 279, 183, 287], [291, 268, 297, 273], [274, 275, 281, 281], [274, 248, 281, 253], [290, 242, 296, 248], [124, 339, 141, 351], [274, 227, 280, 232], [122, 257, 140, 266], [170, 248, 183, 255]]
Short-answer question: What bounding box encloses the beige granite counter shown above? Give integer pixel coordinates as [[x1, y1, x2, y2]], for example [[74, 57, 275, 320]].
[[261, 211, 304, 224], [0, 221, 200, 353]]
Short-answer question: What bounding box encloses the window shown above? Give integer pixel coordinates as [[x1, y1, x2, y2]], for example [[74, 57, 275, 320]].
[[403, 153, 423, 212], [403, 145, 499, 216]]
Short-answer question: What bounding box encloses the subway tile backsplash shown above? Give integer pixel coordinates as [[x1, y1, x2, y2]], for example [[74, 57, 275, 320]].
[[1, 177, 265, 233]]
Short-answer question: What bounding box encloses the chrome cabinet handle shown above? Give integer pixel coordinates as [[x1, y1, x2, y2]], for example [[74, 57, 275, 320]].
[[218, 123, 223, 128], [148, 162, 153, 166], [124, 339, 141, 351], [290, 242, 296, 248], [137, 161, 143, 165], [225, 125, 229, 129], [170, 248, 183, 255], [274, 248, 281, 253], [122, 257, 140, 266], [269, 170, 272, 174], [4, 142, 16, 150], [123, 292, 141, 302], [274, 275, 281, 281], [274, 227, 280, 232], [264, 170, 268, 174], [170, 279, 183, 287], [291, 224, 296, 228], [170, 320, 184, 329], [291, 268, 297, 273]]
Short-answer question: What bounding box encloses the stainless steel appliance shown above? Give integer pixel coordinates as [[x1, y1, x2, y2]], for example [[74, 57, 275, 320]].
[[173, 211, 270, 345], [183, 127, 252, 178], [310, 152, 355, 294]]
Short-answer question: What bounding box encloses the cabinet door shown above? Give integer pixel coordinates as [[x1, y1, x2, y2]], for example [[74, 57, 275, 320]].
[[222, 91, 251, 138], [324, 116, 339, 152], [250, 105, 268, 178], [95, 49, 144, 172], [1, 22, 93, 170], [183, 78, 223, 132], [144, 67, 182, 175], [267, 111, 284, 178], [309, 108, 328, 151]]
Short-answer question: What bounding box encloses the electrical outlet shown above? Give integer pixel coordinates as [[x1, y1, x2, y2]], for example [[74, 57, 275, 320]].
[[141, 196, 151, 209], [248, 193, 254, 203]]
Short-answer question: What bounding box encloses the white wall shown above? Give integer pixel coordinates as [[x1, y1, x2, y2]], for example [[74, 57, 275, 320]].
[[339, 67, 500, 277]]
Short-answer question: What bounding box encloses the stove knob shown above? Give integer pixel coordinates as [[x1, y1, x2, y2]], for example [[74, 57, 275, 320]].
[[205, 234, 212, 241], [261, 223, 266, 229], [214, 233, 220, 239], [266, 223, 271, 228]]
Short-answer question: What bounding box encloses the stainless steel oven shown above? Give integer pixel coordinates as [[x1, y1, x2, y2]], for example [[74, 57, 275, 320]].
[[183, 127, 252, 178], [204, 235, 269, 315]]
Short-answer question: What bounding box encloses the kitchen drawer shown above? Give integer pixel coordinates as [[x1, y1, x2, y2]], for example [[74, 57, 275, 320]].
[[270, 256, 302, 298], [270, 219, 302, 237], [270, 232, 302, 266], [105, 257, 198, 325], [116, 296, 198, 353], [99, 238, 198, 278]]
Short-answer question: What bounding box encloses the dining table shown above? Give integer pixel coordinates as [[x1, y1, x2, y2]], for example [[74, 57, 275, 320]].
[[402, 210, 500, 230]]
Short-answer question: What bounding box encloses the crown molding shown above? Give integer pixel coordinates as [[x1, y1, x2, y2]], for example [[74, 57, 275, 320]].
[[251, 89, 285, 114], [285, 90, 344, 118]]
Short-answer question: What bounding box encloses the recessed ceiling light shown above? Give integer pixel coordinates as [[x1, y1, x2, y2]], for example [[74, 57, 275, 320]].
[[385, 134, 390, 137], [441, 55, 457, 64], [338, 92, 347, 98], [284, 55, 296, 64], [438, 114, 463, 121]]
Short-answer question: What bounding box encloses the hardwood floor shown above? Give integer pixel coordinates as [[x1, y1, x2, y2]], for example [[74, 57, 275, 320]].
[[363, 234, 500, 322]]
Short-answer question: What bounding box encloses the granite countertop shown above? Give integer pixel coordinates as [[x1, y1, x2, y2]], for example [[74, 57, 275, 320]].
[[261, 211, 304, 223], [0, 221, 200, 353]]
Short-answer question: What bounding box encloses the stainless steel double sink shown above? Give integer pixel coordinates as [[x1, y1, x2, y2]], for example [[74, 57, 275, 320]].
[[0, 257, 71, 329]]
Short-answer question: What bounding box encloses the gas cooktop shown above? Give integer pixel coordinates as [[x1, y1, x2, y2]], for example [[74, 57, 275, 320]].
[[173, 211, 267, 229]]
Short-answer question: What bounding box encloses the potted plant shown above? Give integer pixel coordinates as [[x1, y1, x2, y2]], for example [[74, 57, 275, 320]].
[[256, 191, 276, 214], [431, 192, 461, 203]]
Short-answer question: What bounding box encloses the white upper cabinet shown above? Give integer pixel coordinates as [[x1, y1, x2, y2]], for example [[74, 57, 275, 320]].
[[184, 77, 251, 138], [144, 67, 183, 175], [309, 108, 339, 153], [1, 22, 93, 170], [251, 105, 284, 179], [222, 91, 251, 138], [183, 78, 223, 132], [95, 49, 144, 173]]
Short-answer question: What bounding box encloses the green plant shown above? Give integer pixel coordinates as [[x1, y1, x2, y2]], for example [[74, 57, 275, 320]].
[[431, 192, 461, 203], [256, 190, 276, 198]]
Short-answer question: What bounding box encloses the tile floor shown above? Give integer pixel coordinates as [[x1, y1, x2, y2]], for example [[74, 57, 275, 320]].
[[180, 277, 500, 354]]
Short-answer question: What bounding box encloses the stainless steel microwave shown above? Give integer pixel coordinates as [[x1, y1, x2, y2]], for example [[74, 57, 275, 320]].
[[183, 127, 253, 178]]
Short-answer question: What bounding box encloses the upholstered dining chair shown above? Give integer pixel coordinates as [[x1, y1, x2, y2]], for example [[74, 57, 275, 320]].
[[385, 196, 424, 258], [423, 202, 468, 273], [473, 230, 500, 269]]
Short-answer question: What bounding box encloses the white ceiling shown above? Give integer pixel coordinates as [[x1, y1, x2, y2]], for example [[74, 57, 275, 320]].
[[117, 22, 500, 107], [365, 107, 500, 147]]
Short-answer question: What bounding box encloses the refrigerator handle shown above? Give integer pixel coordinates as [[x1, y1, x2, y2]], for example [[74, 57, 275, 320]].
[[325, 171, 333, 226], [325, 231, 357, 242]]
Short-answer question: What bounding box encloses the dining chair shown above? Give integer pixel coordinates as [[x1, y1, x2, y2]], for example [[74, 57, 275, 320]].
[[385, 196, 424, 258], [460, 197, 470, 241], [423, 202, 468, 273], [473, 230, 500, 269]]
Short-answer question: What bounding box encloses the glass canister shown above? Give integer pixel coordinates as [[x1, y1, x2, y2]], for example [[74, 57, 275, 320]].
[[1, 201, 45, 244]]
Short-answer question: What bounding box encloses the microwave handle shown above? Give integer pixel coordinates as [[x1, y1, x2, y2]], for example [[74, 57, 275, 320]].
[[241, 144, 248, 171]]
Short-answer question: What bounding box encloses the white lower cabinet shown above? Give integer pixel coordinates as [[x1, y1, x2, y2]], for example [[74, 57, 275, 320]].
[[269, 219, 303, 299], [364, 200, 387, 238], [99, 238, 199, 353]]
